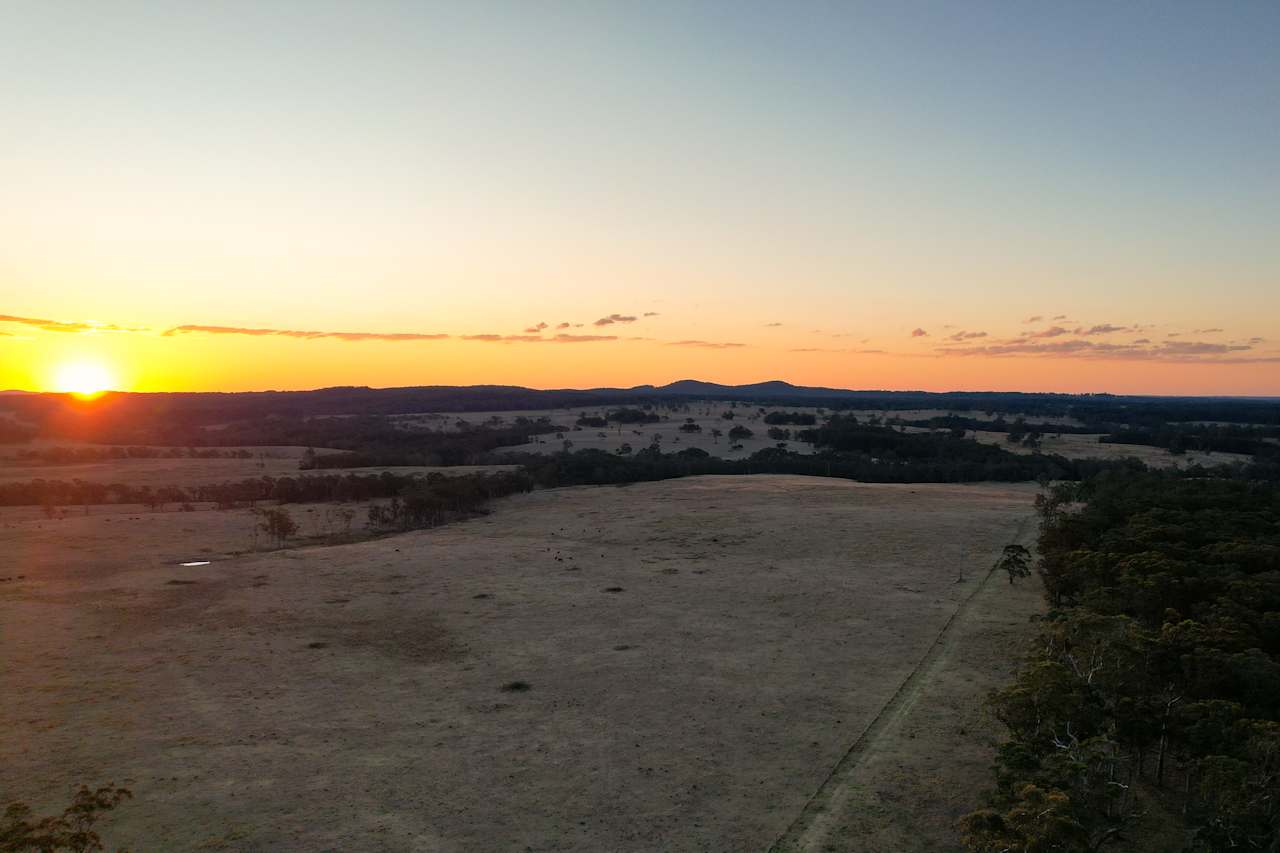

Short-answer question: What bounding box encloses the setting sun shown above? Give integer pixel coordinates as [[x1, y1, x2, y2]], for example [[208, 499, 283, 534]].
[[53, 360, 115, 397]]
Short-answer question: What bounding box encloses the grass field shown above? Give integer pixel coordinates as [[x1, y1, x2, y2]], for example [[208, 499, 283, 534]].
[[0, 475, 1039, 851]]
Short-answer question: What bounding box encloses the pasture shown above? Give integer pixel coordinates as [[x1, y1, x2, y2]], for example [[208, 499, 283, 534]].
[[0, 475, 1039, 851]]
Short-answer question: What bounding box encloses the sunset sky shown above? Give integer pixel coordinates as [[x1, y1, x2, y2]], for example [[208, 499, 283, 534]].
[[2, 1, 1278, 395]]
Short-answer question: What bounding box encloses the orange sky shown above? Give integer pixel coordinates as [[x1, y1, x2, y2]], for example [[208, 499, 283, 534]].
[[3, 4, 1278, 396], [2, 311, 1277, 396]]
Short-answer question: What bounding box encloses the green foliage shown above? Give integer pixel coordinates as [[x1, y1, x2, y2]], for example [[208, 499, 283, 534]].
[[997, 544, 1033, 585], [1, 785, 131, 853], [254, 506, 298, 546], [963, 471, 1280, 850]]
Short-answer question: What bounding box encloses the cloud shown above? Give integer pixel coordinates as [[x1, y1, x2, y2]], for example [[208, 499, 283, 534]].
[[1075, 323, 1132, 336], [764, 322, 784, 327], [553, 333, 617, 343], [1161, 341, 1250, 356], [937, 338, 1264, 363], [1025, 326, 1072, 339], [911, 328, 928, 338], [556, 322, 571, 329], [1133, 338, 1151, 344], [1191, 327, 1223, 334], [1, 313, 147, 334], [667, 339, 746, 349], [1023, 315, 1044, 324], [1052, 314, 1068, 321], [947, 330, 988, 342], [1250, 337, 1266, 345], [643, 312, 660, 317], [522, 322, 548, 333], [593, 314, 637, 326], [165, 324, 449, 342]]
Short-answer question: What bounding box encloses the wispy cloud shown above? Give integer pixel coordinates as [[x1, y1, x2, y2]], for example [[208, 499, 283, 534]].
[[522, 321, 548, 333], [911, 328, 928, 338], [165, 324, 449, 342], [1023, 315, 1044, 324], [947, 330, 987, 342], [1, 313, 147, 334], [556, 322, 571, 329], [593, 313, 637, 326], [1075, 323, 1133, 336], [764, 322, 784, 327], [1025, 326, 1072, 339], [553, 333, 617, 343], [642, 312, 660, 317], [667, 339, 746, 349], [937, 338, 1270, 363]]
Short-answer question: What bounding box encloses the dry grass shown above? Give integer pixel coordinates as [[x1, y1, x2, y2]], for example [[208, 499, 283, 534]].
[[1, 475, 1039, 851]]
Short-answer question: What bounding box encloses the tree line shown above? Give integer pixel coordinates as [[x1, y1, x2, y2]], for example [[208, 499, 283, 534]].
[[961, 469, 1280, 851]]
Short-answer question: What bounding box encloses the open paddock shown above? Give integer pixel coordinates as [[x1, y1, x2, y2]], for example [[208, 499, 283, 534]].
[[0, 475, 1038, 851]]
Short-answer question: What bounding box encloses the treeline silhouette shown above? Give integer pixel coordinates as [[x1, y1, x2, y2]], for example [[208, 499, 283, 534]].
[[0, 469, 535, 512], [892, 414, 1098, 436], [295, 418, 556, 468], [1100, 424, 1280, 457], [11, 446, 267, 464], [4, 385, 1278, 447], [762, 411, 817, 425], [2, 426, 1151, 509], [961, 469, 1280, 851]]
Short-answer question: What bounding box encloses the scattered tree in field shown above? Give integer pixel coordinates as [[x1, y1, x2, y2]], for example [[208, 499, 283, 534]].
[[711, 428, 722, 443], [1, 784, 132, 853], [679, 422, 702, 433], [996, 544, 1032, 585], [728, 425, 753, 441], [255, 507, 298, 547]]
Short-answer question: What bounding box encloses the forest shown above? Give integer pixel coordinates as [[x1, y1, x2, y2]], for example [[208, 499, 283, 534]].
[[961, 469, 1280, 852]]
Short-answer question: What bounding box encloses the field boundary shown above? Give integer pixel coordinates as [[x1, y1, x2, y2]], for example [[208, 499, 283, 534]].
[[765, 514, 1037, 853]]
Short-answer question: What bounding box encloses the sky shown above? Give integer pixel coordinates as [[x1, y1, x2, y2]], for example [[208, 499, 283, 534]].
[[2, 0, 1278, 395]]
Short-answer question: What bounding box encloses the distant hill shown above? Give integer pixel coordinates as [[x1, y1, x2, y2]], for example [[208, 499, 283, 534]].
[[1, 382, 1278, 440], [652, 379, 859, 398]]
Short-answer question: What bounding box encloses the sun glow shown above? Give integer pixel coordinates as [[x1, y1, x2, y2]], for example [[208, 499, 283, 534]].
[[53, 360, 116, 398]]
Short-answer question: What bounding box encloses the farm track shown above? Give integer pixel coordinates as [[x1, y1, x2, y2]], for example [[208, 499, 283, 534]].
[[766, 515, 1036, 853]]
